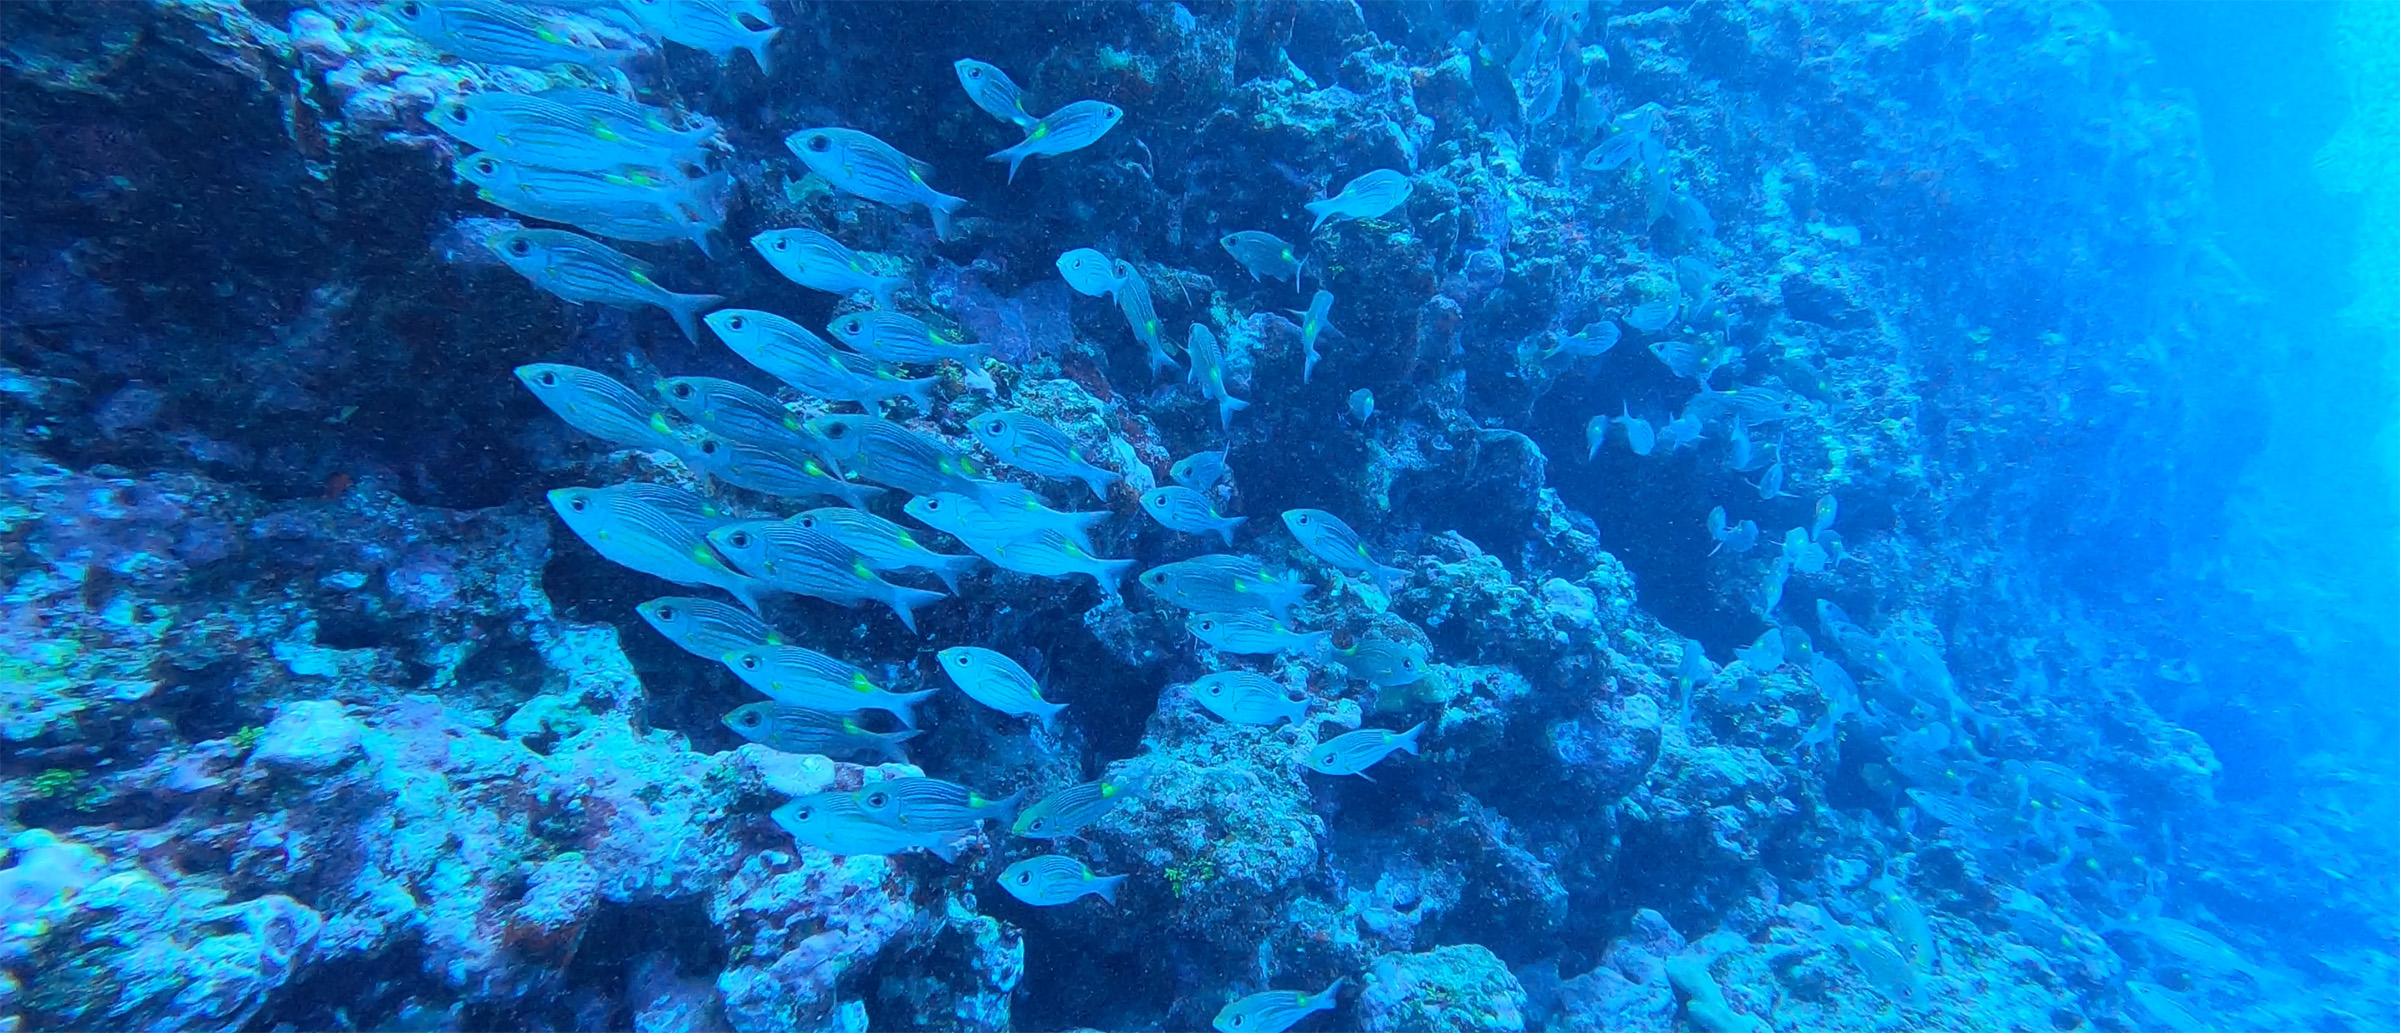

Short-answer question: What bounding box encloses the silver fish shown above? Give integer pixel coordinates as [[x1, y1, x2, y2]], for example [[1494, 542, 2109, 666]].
[[1219, 231, 1302, 286], [637, 595, 780, 661], [1304, 722, 1424, 778], [827, 309, 986, 365], [721, 643, 936, 726], [1139, 486, 1245, 546], [1331, 635, 1428, 687], [513, 363, 687, 455], [751, 227, 905, 309], [722, 703, 918, 763], [1705, 506, 1758, 556], [655, 376, 812, 449], [1186, 611, 1330, 658], [1813, 494, 1839, 538], [706, 520, 946, 632], [489, 229, 721, 342], [1190, 671, 1308, 727], [383, 0, 638, 70], [1583, 103, 1667, 172], [1305, 168, 1412, 231], [686, 431, 881, 508], [989, 100, 1124, 183], [772, 793, 961, 861], [1625, 295, 1680, 335], [621, 0, 777, 73], [969, 411, 1120, 501], [955, 58, 1039, 130], [704, 309, 936, 410], [850, 776, 1021, 832], [1213, 979, 1345, 1033], [1736, 626, 1786, 672], [1544, 320, 1621, 360], [903, 490, 1110, 552], [533, 86, 720, 160], [804, 415, 997, 501], [547, 483, 759, 613], [999, 854, 1125, 906], [984, 530, 1136, 599], [936, 647, 1066, 730], [1752, 458, 1790, 500], [1138, 554, 1312, 622], [1584, 414, 1609, 460], [1113, 261, 1179, 375], [1348, 388, 1374, 423], [456, 153, 724, 255], [1012, 769, 1148, 838], [1287, 290, 1337, 383], [1782, 526, 1828, 575], [1281, 509, 1405, 589], [786, 127, 966, 240], [429, 92, 693, 173], [1186, 324, 1250, 430], [1658, 405, 1706, 452], [795, 508, 979, 593], [1170, 451, 1229, 492], [1056, 247, 1124, 298], [1613, 403, 1656, 456]]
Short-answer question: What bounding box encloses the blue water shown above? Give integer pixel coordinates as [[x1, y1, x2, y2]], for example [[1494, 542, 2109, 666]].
[[0, 2, 2393, 1031]]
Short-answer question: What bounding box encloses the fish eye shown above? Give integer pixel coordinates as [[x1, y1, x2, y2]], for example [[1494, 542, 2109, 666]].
[[922, 498, 938, 510], [1029, 818, 1045, 831], [476, 158, 496, 174], [508, 238, 530, 256], [1198, 620, 1214, 631], [726, 315, 746, 331], [1206, 685, 1220, 696], [537, 371, 557, 387], [799, 516, 817, 528], [1232, 1017, 1246, 1029], [844, 318, 861, 333], [951, 654, 969, 666], [400, 0, 421, 15], [700, 439, 720, 455], [807, 134, 831, 152], [655, 606, 675, 620], [866, 791, 888, 808], [1297, 515, 1311, 524], [1016, 871, 1030, 883], [447, 104, 468, 122], [568, 497, 586, 512], [772, 238, 788, 251], [739, 655, 758, 669], [740, 711, 758, 726], [968, 68, 983, 79], [730, 532, 751, 548], [826, 423, 848, 438], [796, 806, 813, 820], [986, 419, 1006, 434], [671, 382, 692, 398]]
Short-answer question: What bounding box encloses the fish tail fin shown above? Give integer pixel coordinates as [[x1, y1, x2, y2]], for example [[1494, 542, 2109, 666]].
[[1036, 700, 1067, 734], [724, 579, 765, 616], [1092, 558, 1136, 599], [890, 687, 941, 729], [1215, 516, 1247, 547], [930, 553, 980, 594], [740, 26, 780, 76], [836, 481, 886, 510], [923, 834, 961, 863], [1315, 977, 1350, 1006], [1080, 467, 1121, 500], [1218, 394, 1249, 431], [927, 191, 966, 241], [663, 291, 724, 344], [878, 727, 924, 763], [886, 586, 948, 633], [1396, 721, 1426, 755], [1375, 562, 1407, 592], [1303, 348, 1320, 384], [870, 276, 905, 309], [890, 374, 941, 412], [987, 143, 1029, 183], [1305, 200, 1334, 232], [1093, 873, 1127, 904]]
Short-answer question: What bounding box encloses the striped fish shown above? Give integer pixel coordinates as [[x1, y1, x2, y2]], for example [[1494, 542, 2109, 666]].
[[1136, 554, 1313, 623], [968, 411, 1119, 501], [487, 230, 721, 342], [1112, 262, 1179, 374], [429, 92, 698, 173], [455, 153, 725, 256], [721, 643, 936, 726], [536, 87, 720, 158], [1304, 168, 1412, 230], [703, 309, 936, 411], [954, 58, 1039, 130], [1287, 289, 1337, 383], [989, 100, 1123, 183], [827, 310, 986, 365], [637, 595, 780, 661], [751, 227, 906, 308], [903, 489, 1110, 552], [705, 519, 946, 631], [1186, 611, 1330, 658], [999, 854, 1125, 906], [1302, 722, 1424, 778], [804, 415, 997, 501], [1280, 509, 1406, 590], [684, 431, 880, 509], [721, 702, 918, 763], [785, 127, 966, 240], [654, 376, 815, 450], [772, 792, 961, 861], [383, 0, 640, 71], [1185, 323, 1249, 431], [794, 507, 980, 593], [849, 776, 1021, 831], [620, 0, 778, 73], [936, 647, 1065, 729], [1189, 671, 1308, 727], [1213, 980, 1346, 1033], [546, 483, 760, 613], [513, 363, 688, 454], [1012, 768, 1148, 838], [1139, 486, 1244, 546], [983, 530, 1135, 599], [1055, 247, 1124, 298]]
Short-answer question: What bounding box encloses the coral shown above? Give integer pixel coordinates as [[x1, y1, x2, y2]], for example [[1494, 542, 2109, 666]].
[[1358, 943, 1527, 1033]]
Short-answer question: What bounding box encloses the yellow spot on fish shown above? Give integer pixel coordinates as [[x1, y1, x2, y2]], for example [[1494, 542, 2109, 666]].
[[595, 126, 623, 143], [851, 672, 873, 693], [1030, 123, 1051, 141], [852, 560, 874, 580]]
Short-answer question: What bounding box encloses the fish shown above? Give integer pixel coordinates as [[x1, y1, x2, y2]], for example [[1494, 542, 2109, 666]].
[[1331, 635, 1429, 687], [704, 309, 937, 410], [771, 793, 961, 861], [794, 508, 979, 593], [804, 415, 998, 501], [686, 432, 882, 509], [1056, 248, 1124, 298], [1736, 626, 1786, 672], [903, 490, 1111, 552], [989, 100, 1125, 183], [969, 411, 1120, 500], [1304, 723, 1424, 778], [999, 854, 1126, 906], [827, 310, 986, 365], [954, 58, 1039, 130], [488, 229, 722, 342], [1190, 671, 1309, 727], [429, 92, 696, 174], [1813, 494, 1840, 538], [1782, 526, 1828, 574], [654, 376, 814, 449], [1281, 509, 1406, 590], [383, 0, 637, 70], [637, 595, 780, 661], [1219, 231, 1303, 286], [620, 0, 777, 73], [1186, 324, 1249, 430], [1626, 298, 1680, 334], [1213, 979, 1346, 1033], [1287, 290, 1338, 383], [1903, 787, 1991, 832], [1698, 384, 1803, 424], [751, 227, 906, 309], [850, 776, 1022, 831], [984, 530, 1137, 599], [513, 363, 689, 455], [936, 646, 1067, 730], [1752, 459, 1790, 500], [454, 153, 724, 255], [1186, 611, 1330, 658], [532, 86, 720, 160], [1113, 262, 1178, 375], [1348, 389, 1374, 423], [1170, 450, 1230, 493], [547, 483, 760, 613], [1583, 414, 1608, 460], [1139, 486, 1246, 546], [722, 703, 919, 763], [1138, 554, 1313, 622], [1705, 506, 1758, 553], [1582, 102, 1667, 172], [1613, 403, 1656, 456], [1305, 168, 1412, 230], [1658, 405, 1706, 452], [706, 520, 947, 631], [786, 127, 966, 240], [1726, 416, 1762, 472], [721, 643, 937, 726], [1013, 769, 1148, 838], [1544, 320, 1621, 360]]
